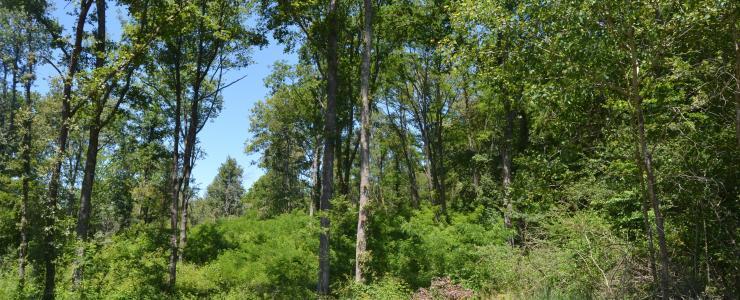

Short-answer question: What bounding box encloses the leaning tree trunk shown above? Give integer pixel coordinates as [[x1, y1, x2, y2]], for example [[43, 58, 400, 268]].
[[318, 0, 339, 294], [355, 0, 372, 283]]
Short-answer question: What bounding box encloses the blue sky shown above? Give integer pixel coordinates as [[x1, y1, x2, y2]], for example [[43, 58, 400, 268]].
[[38, 0, 296, 194]]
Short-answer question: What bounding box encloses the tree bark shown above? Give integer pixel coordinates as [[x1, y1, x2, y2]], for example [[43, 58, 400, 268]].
[[355, 0, 372, 283], [318, 0, 339, 294], [44, 2, 93, 298]]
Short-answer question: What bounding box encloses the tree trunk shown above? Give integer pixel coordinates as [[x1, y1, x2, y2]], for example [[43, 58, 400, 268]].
[[395, 108, 419, 208], [18, 41, 35, 288], [318, 0, 339, 294], [732, 13, 740, 148], [1, 64, 6, 132], [629, 37, 670, 297], [355, 0, 372, 283], [179, 191, 188, 262], [341, 105, 354, 196], [310, 140, 322, 217], [73, 0, 106, 287], [501, 97, 514, 246], [44, 2, 93, 298], [168, 35, 183, 292], [72, 125, 101, 287], [8, 42, 19, 144], [635, 144, 658, 290]]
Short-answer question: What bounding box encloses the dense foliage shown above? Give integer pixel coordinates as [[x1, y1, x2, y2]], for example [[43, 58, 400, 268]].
[[0, 0, 738, 299]]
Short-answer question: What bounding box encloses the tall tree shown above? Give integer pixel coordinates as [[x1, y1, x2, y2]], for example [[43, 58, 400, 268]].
[[318, 0, 340, 293], [43, 1, 93, 297], [354, 0, 373, 283]]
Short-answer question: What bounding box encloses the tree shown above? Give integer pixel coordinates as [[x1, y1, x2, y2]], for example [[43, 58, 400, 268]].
[[354, 0, 373, 283], [151, 0, 263, 289], [72, 0, 159, 286], [204, 157, 245, 218]]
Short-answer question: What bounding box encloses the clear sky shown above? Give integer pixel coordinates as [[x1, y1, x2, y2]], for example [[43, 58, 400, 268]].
[[193, 41, 297, 194], [38, 0, 297, 194]]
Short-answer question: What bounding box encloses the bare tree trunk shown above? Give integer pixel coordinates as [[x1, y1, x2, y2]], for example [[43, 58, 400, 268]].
[[318, 0, 339, 294], [355, 0, 372, 283], [44, 2, 93, 298], [629, 36, 670, 297]]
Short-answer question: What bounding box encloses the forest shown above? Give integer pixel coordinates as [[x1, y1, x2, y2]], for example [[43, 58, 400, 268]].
[[0, 0, 738, 299]]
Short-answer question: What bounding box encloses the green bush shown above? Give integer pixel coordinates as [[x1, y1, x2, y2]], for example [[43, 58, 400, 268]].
[[178, 211, 318, 299]]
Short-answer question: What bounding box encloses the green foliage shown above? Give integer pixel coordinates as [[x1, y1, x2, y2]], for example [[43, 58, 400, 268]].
[[72, 225, 170, 299], [199, 157, 246, 223], [338, 277, 411, 300], [179, 212, 318, 298]]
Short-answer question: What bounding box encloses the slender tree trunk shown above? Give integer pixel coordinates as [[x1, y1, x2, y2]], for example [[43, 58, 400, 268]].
[[73, 0, 106, 287], [18, 42, 35, 289], [501, 97, 514, 246], [461, 79, 479, 191], [168, 36, 183, 292], [629, 37, 670, 297], [355, 0, 372, 283], [318, 0, 339, 294], [1, 65, 6, 132], [341, 105, 354, 196], [395, 109, 419, 208], [732, 14, 740, 148], [44, 2, 93, 298], [178, 191, 189, 262], [635, 144, 658, 290], [310, 141, 322, 217], [73, 125, 101, 287], [9, 43, 19, 143]]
